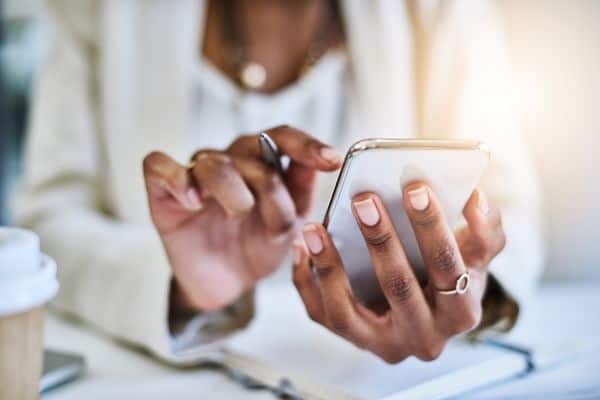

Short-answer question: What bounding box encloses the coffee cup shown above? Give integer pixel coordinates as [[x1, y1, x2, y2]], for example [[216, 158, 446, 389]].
[[0, 228, 59, 400]]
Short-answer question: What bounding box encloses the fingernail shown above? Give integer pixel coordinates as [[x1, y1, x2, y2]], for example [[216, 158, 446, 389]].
[[320, 147, 342, 164], [353, 198, 380, 226], [185, 188, 202, 210], [292, 240, 305, 264], [302, 225, 323, 254], [477, 189, 489, 215], [407, 186, 429, 211]]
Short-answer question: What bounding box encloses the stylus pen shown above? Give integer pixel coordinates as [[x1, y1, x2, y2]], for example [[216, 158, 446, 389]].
[[259, 132, 286, 175]]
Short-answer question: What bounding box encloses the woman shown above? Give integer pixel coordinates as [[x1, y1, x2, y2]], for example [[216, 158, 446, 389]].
[[15, 0, 543, 364]]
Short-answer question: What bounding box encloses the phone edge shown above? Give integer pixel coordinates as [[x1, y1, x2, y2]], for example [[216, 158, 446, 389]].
[[322, 139, 490, 228]]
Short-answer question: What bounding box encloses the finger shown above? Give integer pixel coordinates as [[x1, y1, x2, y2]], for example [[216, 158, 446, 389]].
[[227, 125, 342, 171], [292, 240, 326, 324], [460, 189, 506, 269], [403, 183, 468, 292], [403, 183, 481, 334], [351, 193, 432, 329], [285, 162, 317, 217], [190, 151, 255, 217], [233, 157, 297, 234], [228, 126, 341, 218], [302, 223, 374, 345], [142, 151, 202, 211]]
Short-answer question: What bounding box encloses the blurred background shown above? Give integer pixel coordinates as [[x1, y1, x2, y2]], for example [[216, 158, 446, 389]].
[[0, 0, 598, 280]]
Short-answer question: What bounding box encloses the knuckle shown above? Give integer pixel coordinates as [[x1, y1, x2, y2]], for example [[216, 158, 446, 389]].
[[415, 340, 445, 362], [229, 134, 251, 151], [413, 207, 442, 229], [142, 151, 166, 172], [208, 152, 232, 166], [328, 313, 352, 336], [379, 349, 408, 365], [470, 228, 488, 246], [351, 336, 369, 350], [382, 274, 413, 303], [273, 123, 292, 132], [446, 306, 482, 335], [416, 346, 443, 362], [190, 149, 203, 162], [364, 230, 394, 252], [469, 248, 490, 268], [258, 171, 282, 195], [429, 242, 459, 273], [273, 218, 296, 235], [207, 160, 235, 181], [461, 307, 483, 332], [308, 310, 322, 324], [314, 264, 336, 280]]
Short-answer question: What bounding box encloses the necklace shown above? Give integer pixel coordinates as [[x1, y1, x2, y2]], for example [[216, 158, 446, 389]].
[[218, 0, 343, 91]]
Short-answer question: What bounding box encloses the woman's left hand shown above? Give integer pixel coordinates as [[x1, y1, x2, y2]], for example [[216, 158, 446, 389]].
[[292, 183, 506, 363]]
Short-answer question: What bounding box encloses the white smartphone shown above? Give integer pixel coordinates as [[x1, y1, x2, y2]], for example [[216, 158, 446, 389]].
[[323, 139, 490, 309]]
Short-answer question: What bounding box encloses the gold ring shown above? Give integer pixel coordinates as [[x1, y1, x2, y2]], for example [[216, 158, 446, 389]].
[[437, 271, 470, 295]]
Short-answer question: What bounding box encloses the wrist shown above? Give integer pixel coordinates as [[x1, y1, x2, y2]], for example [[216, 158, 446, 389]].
[[169, 278, 202, 323], [169, 274, 248, 315]]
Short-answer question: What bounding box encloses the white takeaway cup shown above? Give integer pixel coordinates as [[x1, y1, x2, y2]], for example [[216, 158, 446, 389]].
[[0, 228, 59, 400]]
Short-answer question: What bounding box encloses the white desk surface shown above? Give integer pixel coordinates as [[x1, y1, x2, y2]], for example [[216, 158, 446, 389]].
[[43, 282, 600, 400]]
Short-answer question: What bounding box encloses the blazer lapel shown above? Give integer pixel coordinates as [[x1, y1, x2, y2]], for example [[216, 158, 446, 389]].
[[100, 0, 202, 223]]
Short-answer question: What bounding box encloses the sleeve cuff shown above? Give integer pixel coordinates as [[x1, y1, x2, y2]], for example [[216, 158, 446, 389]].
[[168, 290, 255, 361], [474, 273, 520, 334]]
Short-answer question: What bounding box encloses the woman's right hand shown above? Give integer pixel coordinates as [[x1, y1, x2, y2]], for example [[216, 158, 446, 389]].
[[142, 126, 342, 312]]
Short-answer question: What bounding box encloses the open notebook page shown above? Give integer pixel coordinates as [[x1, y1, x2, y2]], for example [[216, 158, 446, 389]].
[[225, 282, 528, 400]]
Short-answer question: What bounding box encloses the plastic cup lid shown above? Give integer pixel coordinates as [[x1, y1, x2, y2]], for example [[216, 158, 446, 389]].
[[0, 228, 59, 317], [0, 228, 40, 278]]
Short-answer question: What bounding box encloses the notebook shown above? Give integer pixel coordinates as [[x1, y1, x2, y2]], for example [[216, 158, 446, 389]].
[[222, 282, 588, 400]]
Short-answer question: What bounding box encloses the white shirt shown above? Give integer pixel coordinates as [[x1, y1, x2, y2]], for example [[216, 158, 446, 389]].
[[192, 53, 347, 150], [14, 0, 543, 364]]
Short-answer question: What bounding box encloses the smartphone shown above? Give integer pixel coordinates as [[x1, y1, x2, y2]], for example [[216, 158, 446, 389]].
[[41, 349, 85, 393], [323, 139, 490, 309]]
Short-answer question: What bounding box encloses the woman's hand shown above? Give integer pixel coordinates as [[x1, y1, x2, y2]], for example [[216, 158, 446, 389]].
[[293, 183, 505, 363], [143, 125, 342, 312]]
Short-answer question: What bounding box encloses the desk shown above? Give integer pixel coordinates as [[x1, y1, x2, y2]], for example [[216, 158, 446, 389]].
[[43, 282, 600, 399], [463, 282, 600, 399]]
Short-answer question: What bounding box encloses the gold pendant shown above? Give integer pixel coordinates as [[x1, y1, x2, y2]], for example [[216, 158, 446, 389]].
[[240, 62, 267, 90]]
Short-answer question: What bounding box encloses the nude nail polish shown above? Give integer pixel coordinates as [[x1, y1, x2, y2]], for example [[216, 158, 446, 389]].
[[407, 186, 429, 211], [353, 198, 380, 226], [320, 147, 342, 164], [302, 225, 323, 254]]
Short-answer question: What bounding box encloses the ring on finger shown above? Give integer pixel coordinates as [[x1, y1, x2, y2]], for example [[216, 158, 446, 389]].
[[436, 270, 471, 295]]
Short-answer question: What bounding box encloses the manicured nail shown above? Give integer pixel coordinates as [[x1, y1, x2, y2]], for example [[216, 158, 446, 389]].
[[293, 240, 305, 264], [353, 198, 380, 226], [320, 147, 342, 164], [477, 189, 489, 215], [185, 188, 202, 210], [407, 186, 429, 211], [302, 225, 323, 254]]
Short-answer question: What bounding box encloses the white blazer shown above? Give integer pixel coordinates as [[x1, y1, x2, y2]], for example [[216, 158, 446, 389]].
[[13, 0, 543, 364]]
